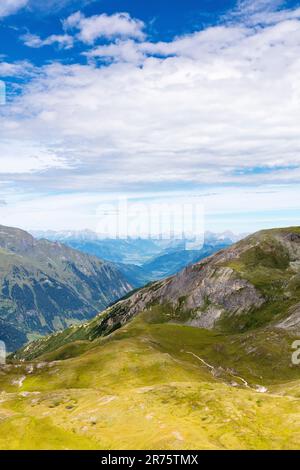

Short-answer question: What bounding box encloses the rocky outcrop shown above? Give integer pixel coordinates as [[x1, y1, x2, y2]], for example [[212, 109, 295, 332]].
[[92, 227, 300, 336], [276, 303, 300, 333], [89, 243, 266, 335]]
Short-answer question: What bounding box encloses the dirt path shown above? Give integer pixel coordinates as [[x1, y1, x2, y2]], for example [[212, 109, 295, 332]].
[[183, 350, 267, 393]]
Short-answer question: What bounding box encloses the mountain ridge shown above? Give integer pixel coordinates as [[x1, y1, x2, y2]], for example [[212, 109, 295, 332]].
[[0, 224, 133, 351], [13, 225, 300, 360]]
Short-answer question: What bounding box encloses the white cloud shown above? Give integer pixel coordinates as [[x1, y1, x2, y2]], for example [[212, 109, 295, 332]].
[[85, 39, 146, 64], [0, 0, 28, 17], [0, 0, 94, 17], [250, 7, 300, 26], [235, 0, 284, 16], [227, 0, 300, 26], [0, 60, 35, 77], [22, 33, 73, 49], [64, 11, 145, 44], [3, 16, 300, 189], [86, 26, 250, 63]]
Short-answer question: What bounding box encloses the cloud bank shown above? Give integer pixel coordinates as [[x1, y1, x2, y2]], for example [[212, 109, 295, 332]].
[[1, 1, 300, 230]]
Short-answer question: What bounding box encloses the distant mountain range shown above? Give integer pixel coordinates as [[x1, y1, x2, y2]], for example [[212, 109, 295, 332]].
[[32, 230, 171, 265], [32, 229, 244, 262], [32, 229, 244, 287], [0, 225, 132, 351]]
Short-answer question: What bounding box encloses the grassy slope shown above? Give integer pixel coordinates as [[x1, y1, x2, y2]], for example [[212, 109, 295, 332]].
[[220, 230, 300, 331], [1, 314, 300, 450]]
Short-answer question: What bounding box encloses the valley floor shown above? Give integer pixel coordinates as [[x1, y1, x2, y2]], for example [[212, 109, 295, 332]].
[[0, 318, 299, 450]]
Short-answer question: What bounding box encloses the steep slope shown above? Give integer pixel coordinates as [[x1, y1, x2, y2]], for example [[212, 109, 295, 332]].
[[138, 243, 232, 283], [0, 319, 27, 352], [0, 225, 132, 351], [101, 226, 300, 335], [15, 226, 300, 359], [113, 245, 232, 288]]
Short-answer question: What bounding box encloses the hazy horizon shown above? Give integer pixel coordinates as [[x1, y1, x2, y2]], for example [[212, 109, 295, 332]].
[[1, 0, 300, 233]]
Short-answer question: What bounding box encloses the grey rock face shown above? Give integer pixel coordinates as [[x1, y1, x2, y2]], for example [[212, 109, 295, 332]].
[[276, 303, 300, 333], [187, 306, 225, 329], [94, 242, 266, 334]]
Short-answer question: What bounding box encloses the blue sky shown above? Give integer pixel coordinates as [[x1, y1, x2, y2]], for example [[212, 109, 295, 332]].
[[1, 0, 300, 234]]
